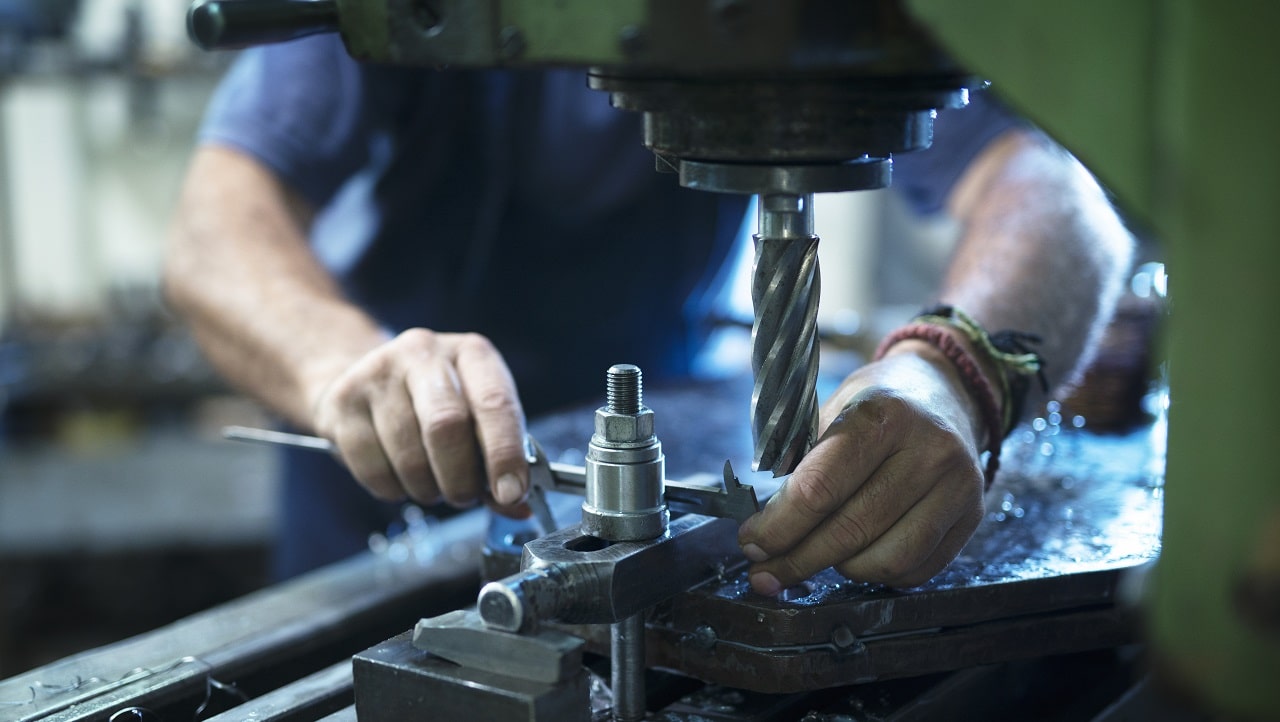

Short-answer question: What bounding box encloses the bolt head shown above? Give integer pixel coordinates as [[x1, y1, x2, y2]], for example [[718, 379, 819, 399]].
[[594, 407, 654, 444]]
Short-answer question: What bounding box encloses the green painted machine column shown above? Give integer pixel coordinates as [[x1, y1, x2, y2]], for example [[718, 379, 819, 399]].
[[906, 2, 1280, 718]]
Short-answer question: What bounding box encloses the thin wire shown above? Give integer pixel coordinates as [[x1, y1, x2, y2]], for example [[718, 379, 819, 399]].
[[193, 674, 249, 721], [0, 676, 107, 706]]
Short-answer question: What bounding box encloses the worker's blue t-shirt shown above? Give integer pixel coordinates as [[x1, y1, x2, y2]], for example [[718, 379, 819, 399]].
[[199, 35, 1017, 578]]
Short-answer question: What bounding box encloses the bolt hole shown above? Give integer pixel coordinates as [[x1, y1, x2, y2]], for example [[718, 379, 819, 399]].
[[563, 535, 612, 552]]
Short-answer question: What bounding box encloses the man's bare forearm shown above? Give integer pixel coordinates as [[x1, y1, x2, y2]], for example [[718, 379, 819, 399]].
[[940, 129, 1134, 408], [165, 145, 388, 430]]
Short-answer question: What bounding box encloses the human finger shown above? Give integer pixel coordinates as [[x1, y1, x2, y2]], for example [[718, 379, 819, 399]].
[[329, 407, 406, 502], [844, 498, 982, 589], [313, 366, 408, 502], [408, 352, 484, 507], [744, 448, 926, 595], [833, 469, 981, 586], [367, 374, 440, 504], [737, 394, 911, 561], [454, 334, 528, 507]]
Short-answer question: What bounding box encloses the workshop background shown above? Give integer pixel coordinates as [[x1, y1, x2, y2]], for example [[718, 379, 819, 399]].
[[0, 0, 282, 676], [0, 0, 1167, 683]]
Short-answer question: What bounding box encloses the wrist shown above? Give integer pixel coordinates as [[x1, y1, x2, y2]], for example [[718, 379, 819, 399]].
[[294, 315, 392, 431], [880, 337, 997, 449], [874, 317, 1013, 490]]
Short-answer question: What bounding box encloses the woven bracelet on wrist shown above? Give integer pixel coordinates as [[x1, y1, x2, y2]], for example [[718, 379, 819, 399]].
[[873, 306, 1047, 490], [874, 323, 1007, 489], [914, 305, 1048, 435]]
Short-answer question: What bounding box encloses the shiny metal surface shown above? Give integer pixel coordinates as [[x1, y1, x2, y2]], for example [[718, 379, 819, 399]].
[[477, 514, 742, 631], [581, 365, 669, 542], [412, 610, 583, 685], [201, 661, 352, 722], [353, 631, 589, 722], [678, 158, 891, 195], [611, 614, 647, 722], [750, 194, 821, 475], [530, 457, 759, 525], [638, 418, 1164, 691]]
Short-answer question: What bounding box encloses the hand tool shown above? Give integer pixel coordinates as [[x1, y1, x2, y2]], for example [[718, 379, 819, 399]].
[[220, 426, 759, 525]]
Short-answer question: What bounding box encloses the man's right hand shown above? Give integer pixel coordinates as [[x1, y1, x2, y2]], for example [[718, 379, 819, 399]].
[[310, 328, 531, 516]]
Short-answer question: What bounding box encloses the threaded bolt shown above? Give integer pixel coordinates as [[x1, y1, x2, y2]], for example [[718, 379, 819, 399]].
[[606, 364, 642, 415]]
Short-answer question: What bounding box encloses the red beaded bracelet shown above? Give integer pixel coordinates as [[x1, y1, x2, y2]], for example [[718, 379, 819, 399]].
[[874, 322, 1006, 490]]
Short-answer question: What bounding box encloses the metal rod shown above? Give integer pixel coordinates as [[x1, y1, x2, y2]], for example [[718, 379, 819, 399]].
[[611, 613, 646, 721], [221, 425, 335, 452]]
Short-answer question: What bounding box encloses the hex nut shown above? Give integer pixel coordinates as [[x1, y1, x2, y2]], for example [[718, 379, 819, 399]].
[[594, 407, 654, 444]]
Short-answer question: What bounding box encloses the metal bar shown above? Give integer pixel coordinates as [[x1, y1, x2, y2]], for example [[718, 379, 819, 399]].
[[611, 614, 646, 722], [203, 661, 353, 722], [221, 425, 334, 452], [0, 511, 485, 722]]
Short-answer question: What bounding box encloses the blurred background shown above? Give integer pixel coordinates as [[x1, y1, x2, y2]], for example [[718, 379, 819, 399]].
[[0, 0, 1163, 679], [0, 0, 277, 676]]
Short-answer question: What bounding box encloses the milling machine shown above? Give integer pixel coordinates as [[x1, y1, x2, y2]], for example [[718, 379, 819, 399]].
[[0, 2, 1171, 722], [186, 0, 978, 479]]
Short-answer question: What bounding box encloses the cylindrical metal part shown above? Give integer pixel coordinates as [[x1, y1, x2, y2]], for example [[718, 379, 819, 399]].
[[611, 613, 646, 722], [187, 0, 338, 51], [477, 567, 572, 634], [581, 365, 668, 541], [751, 193, 821, 476]]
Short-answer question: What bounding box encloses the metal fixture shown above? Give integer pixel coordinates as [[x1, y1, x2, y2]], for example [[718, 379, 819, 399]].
[[580, 364, 668, 542]]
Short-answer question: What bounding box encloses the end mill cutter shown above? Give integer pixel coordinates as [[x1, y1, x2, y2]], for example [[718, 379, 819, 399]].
[[751, 193, 821, 477]]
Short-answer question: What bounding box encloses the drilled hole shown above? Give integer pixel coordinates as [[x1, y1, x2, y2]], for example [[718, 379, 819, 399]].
[[563, 535, 612, 552]]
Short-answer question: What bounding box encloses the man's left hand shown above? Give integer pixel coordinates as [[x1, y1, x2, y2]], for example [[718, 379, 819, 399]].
[[737, 342, 988, 592]]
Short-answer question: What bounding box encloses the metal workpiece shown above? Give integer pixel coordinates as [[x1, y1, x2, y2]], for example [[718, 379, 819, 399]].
[[354, 631, 589, 722], [413, 609, 584, 685], [477, 514, 743, 632], [527, 444, 759, 524], [750, 194, 821, 476], [581, 365, 669, 542]]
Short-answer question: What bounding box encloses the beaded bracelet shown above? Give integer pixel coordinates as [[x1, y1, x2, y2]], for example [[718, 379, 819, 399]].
[[873, 306, 1046, 489]]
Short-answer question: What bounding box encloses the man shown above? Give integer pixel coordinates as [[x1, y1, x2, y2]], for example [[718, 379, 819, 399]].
[[165, 35, 1133, 590]]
